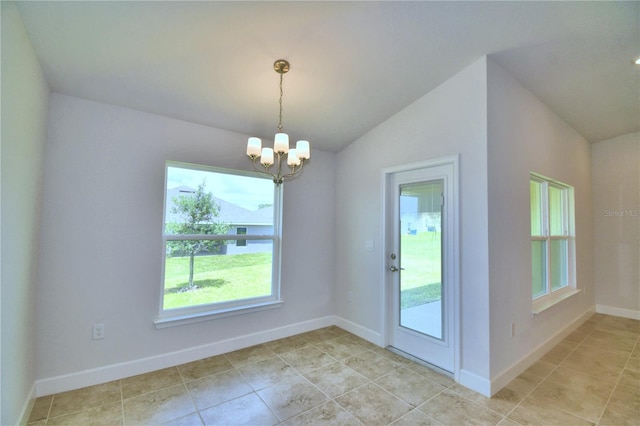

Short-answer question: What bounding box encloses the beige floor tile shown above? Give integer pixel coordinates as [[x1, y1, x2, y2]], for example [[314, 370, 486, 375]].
[[541, 340, 576, 365], [121, 367, 183, 399], [257, 375, 329, 421], [236, 355, 300, 390], [314, 336, 370, 360], [375, 367, 446, 407], [449, 383, 520, 416], [496, 418, 521, 426], [563, 327, 591, 344], [529, 371, 612, 423], [626, 345, 640, 373], [282, 400, 361, 426], [199, 393, 279, 426], [46, 401, 123, 426], [598, 399, 640, 426], [49, 380, 121, 418], [560, 347, 628, 381], [300, 326, 349, 343], [597, 316, 640, 334], [343, 350, 401, 380], [186, 369, 253, 410], [336, 333, 379, 351], [161, 412, 204, 426], [177, 354, 233, 381], [417, 389, 502, 426], [504, 370, 544, 399], [582, 328, 638, 351], [280, 346, 336, 374], [28, 315, 640, 426], [123, 384, 196, 425], [390, 408, 443, 426], [335, 383, 412, 426], [303, 362, 369, 398], [264, 334, 310, 354], [608, 369, 640, 411], [404, 362, 455, 388], [224, 344, 277, 367], [370, 347, 414, 366], [523, 359, 556, 379], [507, 396, 593, 426], [27, 395, 53, 423]]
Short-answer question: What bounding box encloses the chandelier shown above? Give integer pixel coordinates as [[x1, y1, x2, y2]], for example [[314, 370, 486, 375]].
[[246, 59, 310, 185]]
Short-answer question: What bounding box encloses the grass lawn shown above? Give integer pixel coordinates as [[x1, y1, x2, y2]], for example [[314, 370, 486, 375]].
[[164, 232, 442, 311], [400, 231, 442, 309], [163, 252, 272, 310]]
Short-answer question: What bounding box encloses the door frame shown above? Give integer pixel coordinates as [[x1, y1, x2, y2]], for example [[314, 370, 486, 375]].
[[380, 155, 460, 381]]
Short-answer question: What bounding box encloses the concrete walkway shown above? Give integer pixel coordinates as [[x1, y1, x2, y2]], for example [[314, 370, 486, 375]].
[[400, 300, 442, 339]]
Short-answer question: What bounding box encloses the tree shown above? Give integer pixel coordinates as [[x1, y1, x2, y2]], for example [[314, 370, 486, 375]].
[[166, 181, 229, 291]]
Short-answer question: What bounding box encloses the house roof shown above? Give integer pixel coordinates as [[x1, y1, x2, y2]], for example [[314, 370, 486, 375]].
[[15, 2, 639, 147], [165, 186, 272, 226]]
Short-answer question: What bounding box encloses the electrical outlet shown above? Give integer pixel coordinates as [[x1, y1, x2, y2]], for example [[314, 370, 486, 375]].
[[93, 323, 105, 340]]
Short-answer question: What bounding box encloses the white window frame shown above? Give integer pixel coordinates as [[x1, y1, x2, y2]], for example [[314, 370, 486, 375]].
[[530, 173, 578, 314], [155, 161, 283, 328]]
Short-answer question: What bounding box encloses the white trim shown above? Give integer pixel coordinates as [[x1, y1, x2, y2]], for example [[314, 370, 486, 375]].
[[333, 316, 383, 346], [596, 304, 640, 320], [489, 306, 594, 396], [18, 383, 36, 426], [458, 369, 492, 397], [532, 288, 581, 315], [155, 300, 284, 328], [35, 316, 334, 397]]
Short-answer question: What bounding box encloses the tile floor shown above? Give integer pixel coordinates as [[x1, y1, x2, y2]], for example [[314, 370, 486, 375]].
[[28, 313, 639, 425]]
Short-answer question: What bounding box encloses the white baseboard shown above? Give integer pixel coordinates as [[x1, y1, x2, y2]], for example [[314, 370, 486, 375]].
[[333, 316, 383, 346], [596, 304, 640, 320], [488, 306, 595, 396], [458, 369, 492, 397], [18, 383, 36, 426], [35, 316, 335, 397]]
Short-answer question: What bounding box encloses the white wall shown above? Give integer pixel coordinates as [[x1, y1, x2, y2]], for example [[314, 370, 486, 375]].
[[592, 132, 639, 318], [0, 2, 50, 424], [35, 93, 336, 385], [487, 59, 594, 386], [335, 58, 491, 387]]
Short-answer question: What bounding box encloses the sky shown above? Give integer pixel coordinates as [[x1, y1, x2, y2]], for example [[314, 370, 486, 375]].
[[166, 165, 274, 211]]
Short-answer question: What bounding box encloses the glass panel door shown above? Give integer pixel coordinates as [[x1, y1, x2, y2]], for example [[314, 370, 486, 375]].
[[399, 180, 444, 339]]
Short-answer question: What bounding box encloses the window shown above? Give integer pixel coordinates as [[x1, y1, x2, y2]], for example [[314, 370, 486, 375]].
[[156, 162, 282, 327], [236, 227, 247, 247], [530, 173, 576, 312]]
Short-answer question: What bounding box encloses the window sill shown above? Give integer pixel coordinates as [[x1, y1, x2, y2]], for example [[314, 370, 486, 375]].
[[154, 300, 284, 329], [532, 288, 581, 315]]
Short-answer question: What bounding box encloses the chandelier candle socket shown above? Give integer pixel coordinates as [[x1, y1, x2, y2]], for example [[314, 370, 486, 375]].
[[246, 59, 310, 185]]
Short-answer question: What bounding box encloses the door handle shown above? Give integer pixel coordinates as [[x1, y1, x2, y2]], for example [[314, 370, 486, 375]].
[[389, 266, 404, 272]]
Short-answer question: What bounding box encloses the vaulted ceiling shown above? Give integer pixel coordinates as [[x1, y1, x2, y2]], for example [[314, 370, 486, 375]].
[[15, 1, 639, 152]]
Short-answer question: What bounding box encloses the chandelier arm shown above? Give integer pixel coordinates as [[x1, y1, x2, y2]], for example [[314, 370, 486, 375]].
[[281, 159, 307, 181]]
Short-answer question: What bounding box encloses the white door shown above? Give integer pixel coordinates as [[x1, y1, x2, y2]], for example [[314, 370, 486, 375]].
[[385, 161, 457, 373]]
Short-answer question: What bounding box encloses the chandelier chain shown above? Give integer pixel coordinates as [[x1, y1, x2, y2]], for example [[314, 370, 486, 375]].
[[278, 71, 284, 132]]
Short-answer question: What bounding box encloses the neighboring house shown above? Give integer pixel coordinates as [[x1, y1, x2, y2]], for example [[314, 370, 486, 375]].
[[165, 185, 273, 254]]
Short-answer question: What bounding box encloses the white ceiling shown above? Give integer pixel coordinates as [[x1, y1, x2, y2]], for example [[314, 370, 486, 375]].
[[15, 1, 640, 152]]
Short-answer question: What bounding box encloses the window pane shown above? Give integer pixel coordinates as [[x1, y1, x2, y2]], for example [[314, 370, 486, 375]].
[[530, 180, 543, 236], [165, 167, 274, 235], [532, 240, 547, 298], [164, 240, 273, 310], [549, 186, 564, 236], [550, 239, 568, 291]]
